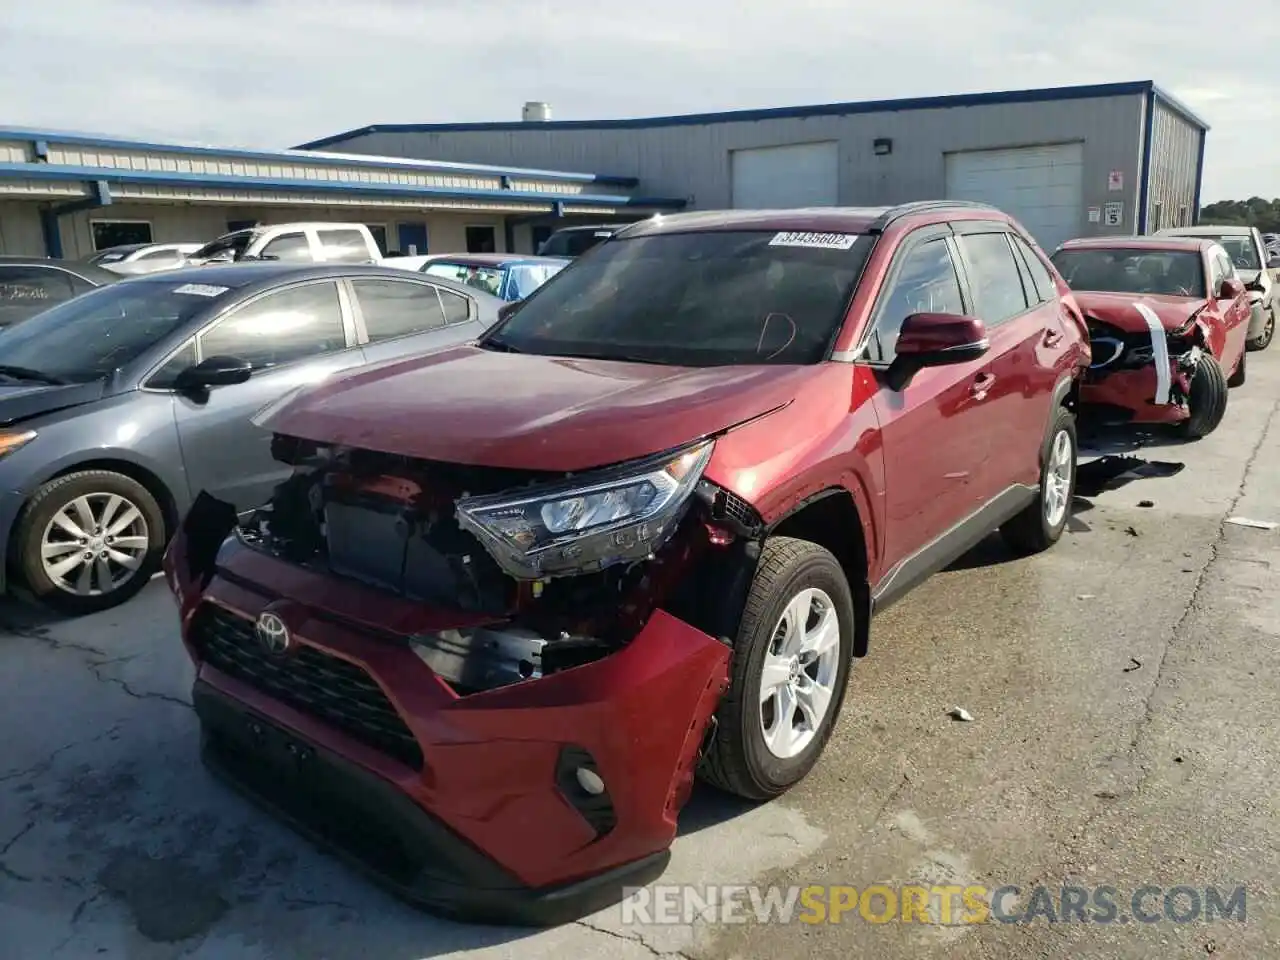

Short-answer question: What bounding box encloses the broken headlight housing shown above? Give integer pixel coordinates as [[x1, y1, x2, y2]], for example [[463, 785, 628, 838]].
[[455, 441, 715, 579]]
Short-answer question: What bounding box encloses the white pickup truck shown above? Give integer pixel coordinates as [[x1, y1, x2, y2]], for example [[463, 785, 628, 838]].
[[185, 222, 381, 266]]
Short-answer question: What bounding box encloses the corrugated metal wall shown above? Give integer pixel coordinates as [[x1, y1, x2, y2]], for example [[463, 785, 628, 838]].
[[1143, 100, 1201, 232], [328, 95, 1148, 237]]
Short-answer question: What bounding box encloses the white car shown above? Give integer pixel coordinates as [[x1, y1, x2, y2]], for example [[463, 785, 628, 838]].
[[87, 242, 203, 275], [1158, 225, 1279, 350], [186, 222, 381, 267]]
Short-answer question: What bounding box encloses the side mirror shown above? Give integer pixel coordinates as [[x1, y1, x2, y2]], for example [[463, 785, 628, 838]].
[[172, 355, 253, 394], [886, 313, 989, 391], [1218, 277, 1246, 300]]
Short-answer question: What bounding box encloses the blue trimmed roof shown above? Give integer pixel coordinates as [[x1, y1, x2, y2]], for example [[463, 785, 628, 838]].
[[0, 126, 639, 187], [298, 80, 1210, 148], [0, 161, 686, 209]]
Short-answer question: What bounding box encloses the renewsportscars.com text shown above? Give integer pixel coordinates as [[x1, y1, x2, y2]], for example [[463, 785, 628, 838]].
[[620, 883, 1248, 926]]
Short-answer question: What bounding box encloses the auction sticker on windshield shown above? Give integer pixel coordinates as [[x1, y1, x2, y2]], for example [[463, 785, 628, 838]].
[[173, 283, 229, 297], [769, 232, 858, 250]]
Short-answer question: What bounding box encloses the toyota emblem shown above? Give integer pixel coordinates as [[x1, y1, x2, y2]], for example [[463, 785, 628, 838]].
[[254, 611, 291, 655]]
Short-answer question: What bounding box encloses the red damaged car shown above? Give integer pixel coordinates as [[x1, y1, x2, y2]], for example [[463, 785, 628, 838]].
[[1051, 236, 1252, 437], [164, 202, 1089, 924]]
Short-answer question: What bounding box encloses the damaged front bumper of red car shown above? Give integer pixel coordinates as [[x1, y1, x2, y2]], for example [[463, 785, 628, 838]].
[[1080, 314, 1204, 424], [164, 489, 733, 926]]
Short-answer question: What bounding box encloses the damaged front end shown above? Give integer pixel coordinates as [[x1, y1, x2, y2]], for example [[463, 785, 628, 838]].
[[1081, 312, 1206, 423], [164, 433, 764, 924]]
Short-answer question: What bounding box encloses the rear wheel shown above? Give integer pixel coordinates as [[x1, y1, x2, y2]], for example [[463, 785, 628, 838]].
[[1000, 407, 1076, 555], [1181, 354, 1229, 439], [13, 470, 166, 615], [698, 537, 854, 801], [1228, 349, 1247, 388]]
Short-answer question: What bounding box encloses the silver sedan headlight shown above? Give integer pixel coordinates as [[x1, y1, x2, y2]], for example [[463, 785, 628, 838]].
[[456, 441, 715, 579]]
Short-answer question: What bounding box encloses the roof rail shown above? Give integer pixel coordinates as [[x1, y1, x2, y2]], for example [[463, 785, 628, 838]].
[[869, 200, 1003, 232]]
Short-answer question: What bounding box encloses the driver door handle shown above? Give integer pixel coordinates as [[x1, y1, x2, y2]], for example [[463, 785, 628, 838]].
[[1043, 328, 1063, 347], [971, 372, 996, 398]]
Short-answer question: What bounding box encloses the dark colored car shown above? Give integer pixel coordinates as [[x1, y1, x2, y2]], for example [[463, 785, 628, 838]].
[[536, 223, 630, 257], [164, 201, 1089, 925], [1052, 236, 1251, 437], [0, 263, 502, 614], [0, 256, 120, 328], [417, 253, 570, 301]]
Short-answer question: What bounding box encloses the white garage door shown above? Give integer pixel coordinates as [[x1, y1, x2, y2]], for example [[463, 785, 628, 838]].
[[731, 142, 839, 209], [945, 143, 1084, 251]]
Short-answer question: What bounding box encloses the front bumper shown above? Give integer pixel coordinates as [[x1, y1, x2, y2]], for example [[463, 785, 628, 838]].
[[165, 494, 731, 925], [1079, 366, 1191, 424]]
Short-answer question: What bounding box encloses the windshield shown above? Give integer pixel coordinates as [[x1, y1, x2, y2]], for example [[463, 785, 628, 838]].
[[1051, 248, 1207, 298], [483, 230, 873, 366], [192, 231, 255, 262], [0, 280, 220, 382], [423, 262, 504, 297]]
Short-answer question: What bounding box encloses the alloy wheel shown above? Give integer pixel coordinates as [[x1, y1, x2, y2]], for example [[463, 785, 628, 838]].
[[40, 493, 150, 596], [1044, 429, 1074, 528], [759, 587, 842, 760]]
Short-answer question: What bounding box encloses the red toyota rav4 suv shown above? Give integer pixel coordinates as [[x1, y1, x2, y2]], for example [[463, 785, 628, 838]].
[[165, 202, 1089, 924]]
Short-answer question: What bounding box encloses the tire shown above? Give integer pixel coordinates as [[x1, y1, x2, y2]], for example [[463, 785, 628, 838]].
[[1000, 407, 1076, 556], [1181, 354, 1229, 439], [12, 470, 166, 616], [1246, 307, 1274, 352], [698, 537, 855, 801], [1228, 349, 1246, 388]]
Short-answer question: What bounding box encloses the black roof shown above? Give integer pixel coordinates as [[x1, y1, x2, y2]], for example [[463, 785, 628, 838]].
[[124, 261, 505, 305], [0, 256, 121, 286]]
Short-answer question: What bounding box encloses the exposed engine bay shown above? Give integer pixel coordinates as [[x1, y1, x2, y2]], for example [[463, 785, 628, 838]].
[[234, 434, 762, 695], [1085, 313, 1205, 406]]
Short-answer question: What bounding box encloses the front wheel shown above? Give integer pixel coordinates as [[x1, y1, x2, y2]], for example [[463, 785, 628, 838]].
[[12, 470, 167, 615], [1181, 354, 1229, 439], [1000, 407, 1076, 555], [1247, 307, 1274, 351], [698, 537, 854, 801]]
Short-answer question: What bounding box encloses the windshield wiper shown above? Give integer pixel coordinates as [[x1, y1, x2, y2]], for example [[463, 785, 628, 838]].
[[0, 365, 69, 385], [480, 337, 524, 354]]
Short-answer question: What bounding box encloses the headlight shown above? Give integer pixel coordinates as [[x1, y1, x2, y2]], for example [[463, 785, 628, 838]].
[[456, 441, 715, 579], [0, 429, 36, 458]]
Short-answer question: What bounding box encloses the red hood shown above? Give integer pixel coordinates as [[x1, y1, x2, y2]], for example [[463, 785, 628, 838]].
[[263, 344, 808, 471], [1074, 292, 1207, 333]]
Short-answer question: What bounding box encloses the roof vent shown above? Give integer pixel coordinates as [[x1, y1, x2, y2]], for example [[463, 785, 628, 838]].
[[522, 101, 552, 123]]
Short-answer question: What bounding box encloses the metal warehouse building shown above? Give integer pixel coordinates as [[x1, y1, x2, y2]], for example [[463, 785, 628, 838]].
[[0, 130, 685, 259], [300, 80, 1209, 253]]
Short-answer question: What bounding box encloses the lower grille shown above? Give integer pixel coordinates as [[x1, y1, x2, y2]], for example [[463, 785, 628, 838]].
[[191, 605, 423, 770]]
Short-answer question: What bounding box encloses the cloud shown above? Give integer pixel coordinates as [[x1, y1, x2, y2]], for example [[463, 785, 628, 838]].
[[0, 0, 1276, 200]]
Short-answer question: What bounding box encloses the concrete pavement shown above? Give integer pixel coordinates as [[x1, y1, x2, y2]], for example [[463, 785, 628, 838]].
[[2, 349, 1279, 959]]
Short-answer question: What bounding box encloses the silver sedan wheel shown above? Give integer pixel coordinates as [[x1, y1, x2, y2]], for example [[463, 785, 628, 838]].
[[40, 493, 150, 596], [1044, 429, 1074, 528], [759, 587, 842, 760]]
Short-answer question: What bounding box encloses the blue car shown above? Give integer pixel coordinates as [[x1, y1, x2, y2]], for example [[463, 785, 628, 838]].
[[405, 253, 570, 302], [0, 262, 502, 614]]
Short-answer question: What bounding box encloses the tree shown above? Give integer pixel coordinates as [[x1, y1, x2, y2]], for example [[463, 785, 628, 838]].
[[1199, 198, 1280, 233]]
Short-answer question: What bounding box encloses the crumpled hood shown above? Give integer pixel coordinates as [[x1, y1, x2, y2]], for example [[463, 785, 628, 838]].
[[263, 344, 806, 471], [0, 380, 106, 427], [1074, 292, 1207, 334]]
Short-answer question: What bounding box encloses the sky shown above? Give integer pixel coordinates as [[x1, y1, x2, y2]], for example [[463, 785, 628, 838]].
[[1, 0, 1276, 203]]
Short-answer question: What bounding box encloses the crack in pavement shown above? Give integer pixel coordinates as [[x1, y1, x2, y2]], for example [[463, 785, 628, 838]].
[[0, 722, 124, 783], [575, 916, 694, 959]]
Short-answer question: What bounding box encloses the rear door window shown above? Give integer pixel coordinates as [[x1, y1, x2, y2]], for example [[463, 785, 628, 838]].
[[438, 288, 472, 324], [318, 228, 374, 263], [259, 232, 312, 262], [351, 279, 448, 342], [959, 233, 1031, 325], [1010, 235, 1056, 303], [198, 281, 348, 369]]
